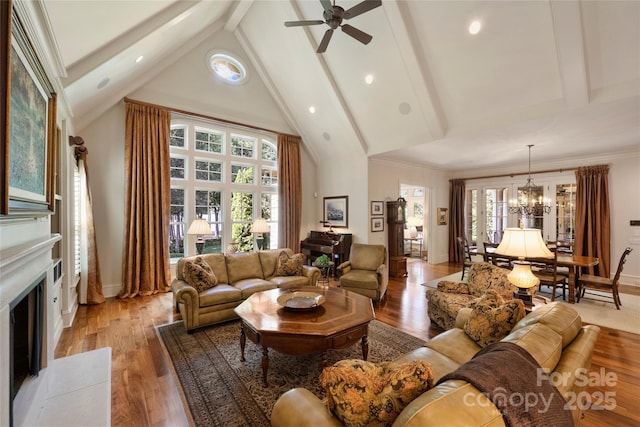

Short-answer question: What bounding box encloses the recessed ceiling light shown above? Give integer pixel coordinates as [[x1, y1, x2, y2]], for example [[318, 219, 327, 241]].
[[308, 106, 316, 114], [469, 20, 482, 35], [365, 74, 374, 85], [136, 55, 144, 63]]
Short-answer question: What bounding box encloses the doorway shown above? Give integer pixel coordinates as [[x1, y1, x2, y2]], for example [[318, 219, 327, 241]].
[[400, 184, 427, 261]]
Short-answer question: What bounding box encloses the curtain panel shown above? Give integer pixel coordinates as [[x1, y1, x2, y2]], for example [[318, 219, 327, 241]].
[[277, 134, 302, 252], [119, 101, 172, 298], [449, 179, 466, 263], [574, 165, 611, 278], [70, 136, 105, 304]]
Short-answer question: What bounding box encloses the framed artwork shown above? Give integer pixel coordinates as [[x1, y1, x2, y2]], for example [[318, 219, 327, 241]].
[[438, 207, 448, 225], [370, 200, 384, 216], [323, 195, 348, 228], [371, 217, 384, 232], [2, 3, 57, 215]]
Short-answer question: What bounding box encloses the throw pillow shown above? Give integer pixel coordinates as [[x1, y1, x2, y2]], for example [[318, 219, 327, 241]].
[[320, 359, 434, 427], [275, 251, 305, 276], [183, 257, 218, 292], [464, 290, 526, 347]]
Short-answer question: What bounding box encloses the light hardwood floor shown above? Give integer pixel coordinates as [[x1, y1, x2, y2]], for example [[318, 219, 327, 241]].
[[54, 259, 639, 427]]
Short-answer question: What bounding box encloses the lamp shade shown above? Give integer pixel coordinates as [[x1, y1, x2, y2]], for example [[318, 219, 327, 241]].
[[495, 228, 553, 259], [250, 218, 270, 233], [187, 219, 211, 236]]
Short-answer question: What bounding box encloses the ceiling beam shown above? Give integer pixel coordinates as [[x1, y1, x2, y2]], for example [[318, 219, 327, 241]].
[[550, 0, 589, 108], [224, 0, 254, 32], [61, 0, 199, 86], [382, 0, 446, 139]]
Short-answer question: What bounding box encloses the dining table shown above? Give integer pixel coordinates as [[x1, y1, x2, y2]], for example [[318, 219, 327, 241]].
[[470, 247, 599, 304]]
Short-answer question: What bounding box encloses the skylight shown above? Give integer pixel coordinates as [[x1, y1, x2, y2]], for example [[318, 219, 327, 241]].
[[209, 53, 246, 84]]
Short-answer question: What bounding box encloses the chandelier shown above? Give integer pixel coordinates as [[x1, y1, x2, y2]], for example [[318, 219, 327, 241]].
[[508, 145, 551, 218]]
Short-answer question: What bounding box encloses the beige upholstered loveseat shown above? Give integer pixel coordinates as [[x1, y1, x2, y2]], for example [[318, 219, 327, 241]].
[[171, 249, 320, 332], [426, 262, 516, 330], [272, 302, 600, 427]]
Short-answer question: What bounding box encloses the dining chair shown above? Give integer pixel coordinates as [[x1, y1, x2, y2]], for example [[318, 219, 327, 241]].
[[577, 247, 633, 309], [456, 236, 473, 280], [530, 250, 567, 301], [483, 241, 512, 268]]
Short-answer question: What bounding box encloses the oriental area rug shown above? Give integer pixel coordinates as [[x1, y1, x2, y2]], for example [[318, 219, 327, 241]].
[[156, 319, 426, 427]]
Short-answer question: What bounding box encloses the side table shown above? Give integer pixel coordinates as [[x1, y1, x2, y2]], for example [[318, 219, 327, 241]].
[[312, 261, 334, 286]]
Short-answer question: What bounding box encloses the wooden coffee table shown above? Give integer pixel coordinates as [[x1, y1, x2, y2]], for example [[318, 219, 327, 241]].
[[234, 287, 375, 386]]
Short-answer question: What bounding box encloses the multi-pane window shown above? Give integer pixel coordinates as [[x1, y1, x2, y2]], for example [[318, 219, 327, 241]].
[[170, 126, 186, 148], [261, 168, 277, 186], [485, 188, 509, 243], [170, 188, 185, 258], [465, 189, 478, 245], [231, 164, 254, 184], [262, 140, 277, 161], [170, 157, 185, 179], [195, 159, 222, 182], [231, 134, 255, 158], [195, 128, 223, 153], [261, 193, 278, 249], [195, 190, 223, 254], [231, 191, 254, 250], [169, 116, 277, 260]]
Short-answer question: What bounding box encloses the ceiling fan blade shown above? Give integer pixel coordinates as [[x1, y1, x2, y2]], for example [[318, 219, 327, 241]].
[[317, 29, 334, 53], [284, 20, 325, 27], [341, 24, 373, 45], [319, 0, 333, 14], [343, 0, 382, 20]]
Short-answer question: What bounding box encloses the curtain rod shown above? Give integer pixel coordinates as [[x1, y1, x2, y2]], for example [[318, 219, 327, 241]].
[[451, 167, 579, 182], [123, 97, 300, 139]]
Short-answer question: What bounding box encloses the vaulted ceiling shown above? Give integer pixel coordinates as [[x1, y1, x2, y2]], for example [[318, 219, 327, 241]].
[[42, 0, 640, 172]]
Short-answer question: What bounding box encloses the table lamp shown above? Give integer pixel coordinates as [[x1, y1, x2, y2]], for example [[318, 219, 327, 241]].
[[495, 228, 553, 305], [250, 218, 270, 250], [187, 219, 211, 255]]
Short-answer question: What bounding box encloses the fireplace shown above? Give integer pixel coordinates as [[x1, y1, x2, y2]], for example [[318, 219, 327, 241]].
[[9, 273, 45, 427], [0, 233, 61, 427]]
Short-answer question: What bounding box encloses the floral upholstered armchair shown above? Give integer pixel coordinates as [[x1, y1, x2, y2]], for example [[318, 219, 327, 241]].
[[426, 262, 516, 330]]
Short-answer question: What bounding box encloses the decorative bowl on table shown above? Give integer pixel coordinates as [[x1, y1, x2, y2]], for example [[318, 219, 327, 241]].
[[277, 291, 326, 310]]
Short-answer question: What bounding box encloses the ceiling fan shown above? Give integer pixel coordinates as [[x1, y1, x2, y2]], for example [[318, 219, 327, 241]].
[[284, 0, 382, 53]]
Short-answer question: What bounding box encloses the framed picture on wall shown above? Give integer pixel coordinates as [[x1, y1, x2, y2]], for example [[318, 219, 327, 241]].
[[323, 195, 348, 228], [437, 207, 448, 225], [371, 217, 384, 232], [2, 3, 57, 215], [370, 201, 383, 216]]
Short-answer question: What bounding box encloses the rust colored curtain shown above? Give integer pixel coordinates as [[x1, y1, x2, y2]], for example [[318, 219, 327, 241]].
[[119, 102, 171, 298], [574, 165, 611, 278], [277, 134, 302, 252], [449, 179, 466, 263], [70, 136, 105, 304]]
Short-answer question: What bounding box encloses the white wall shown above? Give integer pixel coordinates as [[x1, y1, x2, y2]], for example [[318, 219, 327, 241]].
[[369, 159, 450, 263]]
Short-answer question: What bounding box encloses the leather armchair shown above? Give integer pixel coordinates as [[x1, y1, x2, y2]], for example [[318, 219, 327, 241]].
[[337, 243, 388, 302]]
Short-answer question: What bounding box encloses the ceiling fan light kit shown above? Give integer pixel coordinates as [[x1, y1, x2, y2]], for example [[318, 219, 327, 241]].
[[284, 0, 382, 53]]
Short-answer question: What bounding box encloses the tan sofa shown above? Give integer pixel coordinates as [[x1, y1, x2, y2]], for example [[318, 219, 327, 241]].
[[272, 302, 600, 427], [426, 262, 516, 330], [171, 249, 320, 332]]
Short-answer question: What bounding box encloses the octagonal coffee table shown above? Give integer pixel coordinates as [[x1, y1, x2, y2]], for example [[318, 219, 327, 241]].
[[234, 286, 375, 386]]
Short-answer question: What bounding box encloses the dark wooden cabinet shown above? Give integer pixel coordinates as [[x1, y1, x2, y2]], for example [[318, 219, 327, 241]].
[[387, 198, 407, 259]]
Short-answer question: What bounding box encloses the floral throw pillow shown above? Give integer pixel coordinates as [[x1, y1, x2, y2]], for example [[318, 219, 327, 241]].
[[320, 359, 434, 427], [275, 251, 305, 276], [464, 290, 526, 347], [183, 257, 218, 292]]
